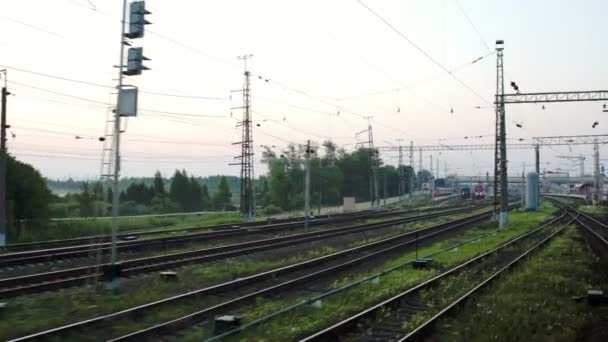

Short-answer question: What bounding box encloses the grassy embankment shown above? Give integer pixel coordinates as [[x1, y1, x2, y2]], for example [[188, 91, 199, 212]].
[[10, 212, 244, 244], [0, 204, 484, 340], [174, 204, 559, 341], [433, 226, 608, 341]]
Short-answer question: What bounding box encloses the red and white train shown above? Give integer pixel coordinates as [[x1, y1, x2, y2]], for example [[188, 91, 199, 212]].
[[473, 183, 486, 199]]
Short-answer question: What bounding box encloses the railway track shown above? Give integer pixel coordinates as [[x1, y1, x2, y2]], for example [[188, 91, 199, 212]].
[[0, 205, 482, 299], [0, 205, 474, 269], [570, 207, 608, 248], [7, 206, 498, 341], [297, 210, 573, 342], [3, 208, 390, 252], [2, 207, 395, 253]]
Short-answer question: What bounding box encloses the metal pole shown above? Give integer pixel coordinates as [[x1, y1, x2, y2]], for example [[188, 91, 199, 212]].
[[0, 72, 8, 247], [305, 140, 311, 229], [594, 141, 600, 206], [398, 141, 403, 201], [110, 0, 128, 264], [495, 40, 508, 227], [430, 155, 434, 199], [535, 144, 540, 205], [409, 141, 414, 201], [318, 158, 322, 215], [521, 162, 525, 208], [367, 119, 378, 208]]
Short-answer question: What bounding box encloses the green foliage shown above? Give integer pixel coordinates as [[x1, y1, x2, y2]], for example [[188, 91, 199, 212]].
[[152, 171, 166, 196], [212, 176, 233, 211], [215, 205, 558, 341], [0, 243, 339, 340], [6, 154, 52, 239], [47, 175, 240, 197], [169, 170, 204, 212], [262, 142, 419, 212], [262, 204, 282, 215], [433, 227, 606, 341], [122, 182, 155, 206], [151, 194, 179, 214]]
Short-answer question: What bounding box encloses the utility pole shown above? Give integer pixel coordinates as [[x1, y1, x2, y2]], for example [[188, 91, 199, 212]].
[[108, 0, 151, 272], [430, 155, 434, 198], [494, 40, 508, 227], [397, 139, 404, 200], [0, 69, 9, 247], [535, 144, 540, 205], [594, 140, 602, 206], [383, 171, 387, 206], [318, 158, 322, 215], [304, 140, 313, 228], [109, 0, 128, 266], [365, 117, 379, 208], [409, 141, 414, 201], [418, 147, 422, 190], [231, 54, 255, 219], [521, 162, 525, 208], [436, 158, 439, 181]]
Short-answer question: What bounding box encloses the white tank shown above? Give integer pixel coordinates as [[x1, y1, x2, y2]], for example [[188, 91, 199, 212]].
[[526, 172, 539, 210]]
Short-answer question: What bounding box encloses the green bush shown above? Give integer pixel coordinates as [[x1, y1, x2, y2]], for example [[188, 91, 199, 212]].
[[263, 205, 283, 215]]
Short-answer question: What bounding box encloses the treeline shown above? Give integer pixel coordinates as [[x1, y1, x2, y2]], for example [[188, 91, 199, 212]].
[[53, 170, 234, 217], [47, 175, 239, 196], [255, 141, 432, 214]]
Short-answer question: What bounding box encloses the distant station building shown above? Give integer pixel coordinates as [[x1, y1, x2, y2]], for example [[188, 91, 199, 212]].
[[571, 183, 594, 201]]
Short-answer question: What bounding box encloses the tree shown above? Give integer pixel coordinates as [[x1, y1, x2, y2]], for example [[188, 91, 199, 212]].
[[213, 176, 232, 211], [79, 182, 96, 217], [201, 184, 211, 210], [152, 170, 166, 197], [6, 154, 52, 232], [124, 182, 154, 206], [417, 169, 433, 189], [169, 170, 190, 211], [151, 194, 178, 214], [185, 176, 203, 212]]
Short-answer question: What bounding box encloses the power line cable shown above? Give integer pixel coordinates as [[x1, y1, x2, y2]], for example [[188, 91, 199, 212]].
[[0, 64, 229, 100], [13, 126, 232, 147], [0, 15, 64, 38], [454, 0, 492, 53], [9, 81, 227, 118], [14, 152, 233, 164], [356, 0, 491, 105], [333, 50, 494, 101]]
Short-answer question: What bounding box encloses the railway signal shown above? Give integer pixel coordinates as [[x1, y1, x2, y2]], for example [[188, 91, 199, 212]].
[[126, 1, 152, 39], [124, 47, 150, 76], [107, 0, 152, 282]]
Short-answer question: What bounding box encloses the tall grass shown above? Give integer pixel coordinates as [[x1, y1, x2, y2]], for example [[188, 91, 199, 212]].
[[8, 212, 243, 243], [433, 226, 606, 341]]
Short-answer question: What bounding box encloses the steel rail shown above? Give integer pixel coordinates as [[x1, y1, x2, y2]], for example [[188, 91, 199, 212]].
[[0, 205, 465, 267], [0, 206, 480, 299], [3, 205, 421, 252], [398, 215, 575, 341], [9, 208, 495, 341], [299, 212, 569, 342]]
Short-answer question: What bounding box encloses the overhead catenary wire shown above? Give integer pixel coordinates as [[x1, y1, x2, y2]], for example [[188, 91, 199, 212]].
[[356, 0, 491, 105], [0, 64, 229, 100], [0, 15, 64, 38], [8, 81, 227, 118], [56, 0, 471, 140], [13, 126, 233, 147], [14, 152, 233, 164], [333, 50, 495, 101], [454, 0, 492, 53], [13, 146, 233, 160]]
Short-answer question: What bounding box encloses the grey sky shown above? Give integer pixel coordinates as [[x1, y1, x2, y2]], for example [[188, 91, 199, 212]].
[[1, 0, 606, 179]]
